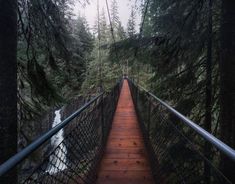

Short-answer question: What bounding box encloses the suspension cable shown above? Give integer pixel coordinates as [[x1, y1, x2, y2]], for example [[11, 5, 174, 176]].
[[135, 0, 150, 57], [97, 0, 102, 90], [105, 0, 118, 59], [140, 0, 150, 36], [134, 0, 150, 83]]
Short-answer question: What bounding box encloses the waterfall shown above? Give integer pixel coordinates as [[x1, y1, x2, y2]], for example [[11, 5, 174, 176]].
[[47, 109, 67, 174]]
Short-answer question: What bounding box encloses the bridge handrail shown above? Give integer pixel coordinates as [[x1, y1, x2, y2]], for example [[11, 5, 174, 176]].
[[129, 79, 235, 162], [0, 93, 103, 176]]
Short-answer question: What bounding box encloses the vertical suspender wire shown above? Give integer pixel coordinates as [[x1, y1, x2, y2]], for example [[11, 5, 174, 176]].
[[105, 0, 117, 56], [97, 0, 102, 91], [135, 0, 150, 84], [139, 0, 150, 37], [204, 0, 213, 182], [105, 0, 121, 77]]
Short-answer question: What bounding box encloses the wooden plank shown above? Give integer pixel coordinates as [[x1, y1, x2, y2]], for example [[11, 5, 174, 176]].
[[106, 139, 145, 148], [96, 179, 154, 184], [98, 159, 151, 171], [96, 80, 154, 184], [105, 147, 147, 155], [98, 170, 153, 181], [103, 152, 146, 159]]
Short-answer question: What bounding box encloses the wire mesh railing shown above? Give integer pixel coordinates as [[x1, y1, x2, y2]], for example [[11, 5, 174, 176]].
[[0, 81, 122, 184], [128, 79, 235, 184]]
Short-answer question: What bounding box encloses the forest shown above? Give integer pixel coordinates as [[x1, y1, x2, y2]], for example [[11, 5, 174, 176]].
[[0, 0, 235, 183]]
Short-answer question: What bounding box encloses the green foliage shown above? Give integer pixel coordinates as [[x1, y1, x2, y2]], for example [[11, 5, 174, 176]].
[[18, 0, 93, 122], [110, 0, 126, 41], [110, 0, 221, 129], [107, 0, 226, 181], [127, 7, 136, 37]]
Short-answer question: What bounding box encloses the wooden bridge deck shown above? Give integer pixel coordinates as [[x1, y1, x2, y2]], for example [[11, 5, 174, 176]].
[[96, 80, 154, 184]]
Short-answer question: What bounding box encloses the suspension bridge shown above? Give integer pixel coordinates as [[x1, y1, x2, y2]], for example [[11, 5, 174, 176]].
[[0, 78, 235, 184]]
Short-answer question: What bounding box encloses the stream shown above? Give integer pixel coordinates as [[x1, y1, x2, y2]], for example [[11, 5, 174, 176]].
[[47, 109, 67, 174]]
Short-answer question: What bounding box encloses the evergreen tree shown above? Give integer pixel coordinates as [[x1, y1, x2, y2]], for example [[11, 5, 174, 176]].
[[93, 8, 110, 45], [82, 3, 122, 92], [117, 21, 126, 40], [17, 0, 94, 161], [110, 0, 120, 29], [110, 0, 235, 182], [142, 8, 153, 37], [17, 0, 92, 120], [110, 0, 123, 40], [127, 7, 136, 38]]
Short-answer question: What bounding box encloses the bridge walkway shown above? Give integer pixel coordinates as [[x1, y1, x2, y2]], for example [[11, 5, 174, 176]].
[[96, 80, 154, 184]]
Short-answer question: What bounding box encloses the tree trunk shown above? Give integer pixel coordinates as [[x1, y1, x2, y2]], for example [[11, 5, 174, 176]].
[[0, 0, 18, 183], [204, 0, 212, 183], [219, 0, 235, 182]]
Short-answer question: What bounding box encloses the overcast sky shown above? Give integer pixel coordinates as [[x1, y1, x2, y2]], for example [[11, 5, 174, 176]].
[[73, 0, 141, 31]]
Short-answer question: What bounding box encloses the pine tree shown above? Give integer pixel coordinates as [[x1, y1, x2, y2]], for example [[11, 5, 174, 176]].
[[127, 7, 136, 38], [117, 21, 126, 40], [111, 0, 120, 29], [99, 8, 110, 44], [17, 1, 94, 171], [142, 10, 153, 37], [110, 0, 126, 41]]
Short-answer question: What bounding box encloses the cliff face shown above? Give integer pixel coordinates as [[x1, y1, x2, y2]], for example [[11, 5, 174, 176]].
[[18, 108, 55, 181], [18, 96, 86, 182]]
